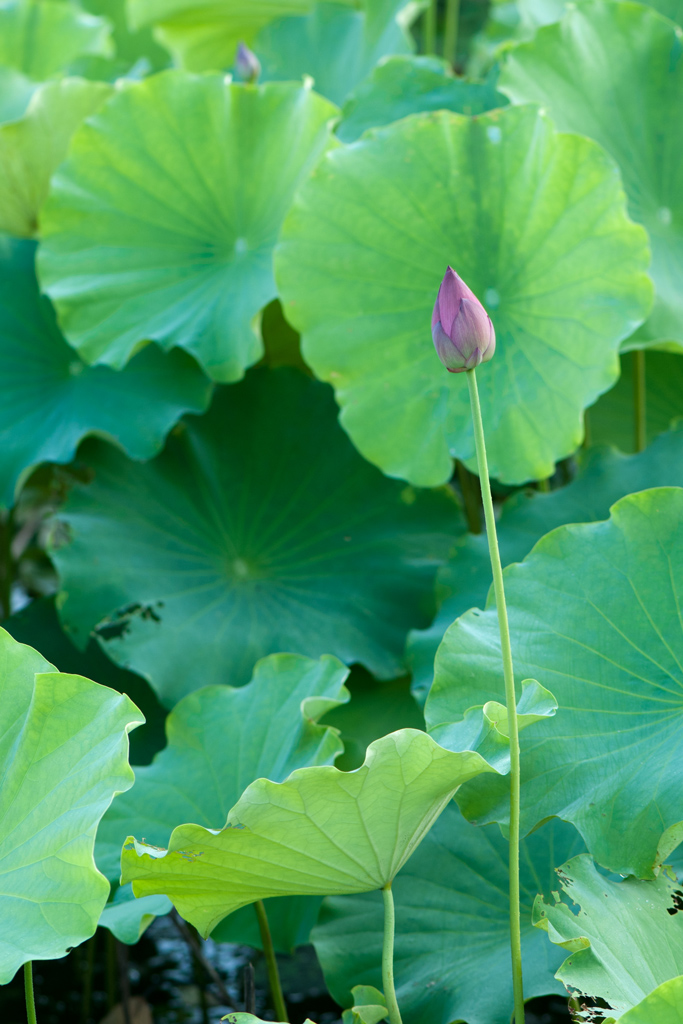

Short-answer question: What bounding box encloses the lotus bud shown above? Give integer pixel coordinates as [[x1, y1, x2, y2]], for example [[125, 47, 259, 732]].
[[236, 42, 261, 84], [431, 267, 496, 373]]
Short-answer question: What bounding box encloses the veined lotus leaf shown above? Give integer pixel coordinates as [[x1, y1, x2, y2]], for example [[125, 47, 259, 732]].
[[313, 806, 585, 1024], [50, 367, 462, 702], [98, 883, 172, 945], [426, 487, 683, 877], [337, 55, 508, 143], [0, 78, 112, 238], [0, 0, 113, 78], [0, 237, 212, 509], [0, 627, 143, 983], [121, 729, 495, 937], [38, 74, 337, 381], [96, 653, 349, 950], [252, 0, 415, 107], [126, 0, 312, 70], [499, 1, 683, 347], [409, 423, 683, 704], [516, 0, 683, 32], [533, 854, 683, 1017], [612, 977, 683, 1024], [275, 103, 652, 487]]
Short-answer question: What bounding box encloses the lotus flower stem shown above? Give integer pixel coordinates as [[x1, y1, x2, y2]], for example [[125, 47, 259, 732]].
[[24, 962, 37, 1024], [466, 368, 525, 1024], [424, 0, 437, 54], [633, 349, 647, 452], [255, 899, 289, 1022], [444, 0, 460, 68], [382, 883, 403, 1024]]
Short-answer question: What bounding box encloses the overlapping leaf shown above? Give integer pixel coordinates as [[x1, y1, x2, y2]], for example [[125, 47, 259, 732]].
[[337, 55, 507, 142], [500, 1, 683, 347], [426, 487, 683, 877], [50, 368, 462, 702], [615, 978, 683, 1024], [0, 0, 113, 78], [98, 884, 172, 945], [0, 78, 112, 238], [38, 74, 337, 380], [96, 653, 349, 950], [0, 627, 143, 983], [409, 424, 683, 702], [276, 104, 652, 486], [534, 854, 683, 1018], [313, 807, 585, 1024], [0, 237, 212, 508], [121, 729, 494, 936]]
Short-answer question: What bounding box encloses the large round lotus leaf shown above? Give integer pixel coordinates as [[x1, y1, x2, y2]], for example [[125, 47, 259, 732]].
[[0, 627, 143, 984], [0, 68, 37, 124], [275, 104, 652, 487], [0, 0, 113, 78], [534, 854, 683, 1017], [0, 237, 212, 509], [616, 978, 683, 1024], [426, 487, 683, 878], [253, 0, 413, 107], [499, 2, 683, 348], [0, 78, 112, 238], [336, 55, 508, 143], [97, 653, 349, 949], [589, 350, 683, 453], [312, 806, 584, 1024], [126, 0, 311, 70], [37, 74, 337, 381], [50, 367, 462, 703], [408, 423, 683, 703]]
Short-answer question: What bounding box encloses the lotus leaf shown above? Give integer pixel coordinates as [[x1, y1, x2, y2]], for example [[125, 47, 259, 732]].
[[0, 0, 113, 78]]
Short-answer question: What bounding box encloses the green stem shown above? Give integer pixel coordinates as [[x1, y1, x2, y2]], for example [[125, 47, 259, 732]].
[[424, 0, 436, 54], [0, 508, 13, 620], [537, 477, 550, 493], [24, 962, 37, 1024], [633, 349, 647, 453], [255, 900, 288, 1022], [466, 369, 524, 1024], [381, 884, 403, 1024], [443, 0, 460, 68], [456, 460, 482, 533]]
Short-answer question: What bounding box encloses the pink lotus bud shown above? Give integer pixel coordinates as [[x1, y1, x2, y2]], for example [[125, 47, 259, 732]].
[[236, 42, 261, 84], [431, 267, 496, 373]]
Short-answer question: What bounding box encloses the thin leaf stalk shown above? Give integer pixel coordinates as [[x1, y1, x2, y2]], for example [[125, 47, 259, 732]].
[[24, 962, 38, 1024], [443, 0, 460, 68], [381, 883, 403, 1024], [633, 348, 646, 452], [255, 899, 288, 1022], [465, 368, 525, 1023], [423, 0, 437, 54]]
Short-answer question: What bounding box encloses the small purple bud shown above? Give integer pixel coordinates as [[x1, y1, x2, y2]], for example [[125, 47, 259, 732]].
[[236, 42, 261, 84], [431, 267, 496, 373]]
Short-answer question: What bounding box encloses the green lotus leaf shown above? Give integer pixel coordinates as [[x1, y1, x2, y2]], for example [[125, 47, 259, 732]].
[[313, 805, 585, 1024], [98, 883, 172, 945], [0, 627, 143, 983], [96, 653, 349, 951], [533, 854, 683, 1017], [409, 423, 683, 703], [499, 1, 683, 347], [614, 977, 683, 1024], [121, 729, 495, 936], [37, 74, 337, 380], [4, 596, 167, 769], [0, 67, 37, 124], [337, 55, 508, 142], [426, 487, 683, 877], [275, 103, 652, 487], [341, 985, 387, 1024], [222, 1016, 316, 1024], [590, 351, 683, 454], [50, 367, 461, 702], [0, 0, 113, 79], [253, 0, 414, 107], [126, 0, 311, 70], [81, 0, 170, 77], [0, 78, 112, 238], [0, 237, 212, 509]]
